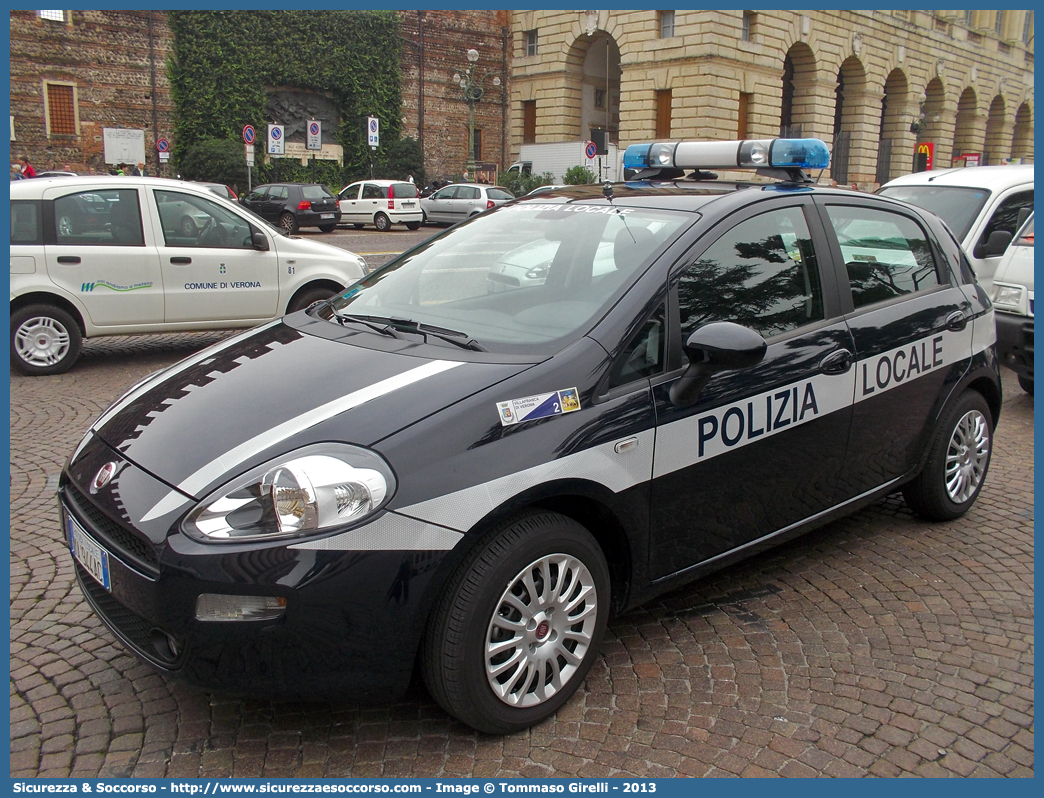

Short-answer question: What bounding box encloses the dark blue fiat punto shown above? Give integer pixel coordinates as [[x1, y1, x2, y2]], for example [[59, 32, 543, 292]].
[[60, 139, 1001, 733]]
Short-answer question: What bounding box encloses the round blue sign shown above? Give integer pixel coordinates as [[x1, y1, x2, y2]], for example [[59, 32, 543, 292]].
[[585, 141, 598, 159], [309, 122, 320, 136], [369, 119, 378, 132], [271, 127, 282, 141], [156, 138, 170, 153], [243, 125, 255, 144]]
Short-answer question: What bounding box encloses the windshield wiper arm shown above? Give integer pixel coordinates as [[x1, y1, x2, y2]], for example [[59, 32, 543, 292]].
[[330, 313, 487, 351], [330, 312, 406, 339]]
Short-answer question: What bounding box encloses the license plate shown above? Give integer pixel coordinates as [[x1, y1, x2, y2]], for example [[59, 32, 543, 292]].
[[320, 213, 335, 219], [401, 202, 416, 208], [67, 512, 111, 591]]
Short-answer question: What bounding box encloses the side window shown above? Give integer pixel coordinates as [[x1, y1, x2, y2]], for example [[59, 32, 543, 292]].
[[245, 188, 267, 202], [11, 201, 42, 244], [678, 206, 824, 339], [269, 186, 289, 202], [608, 305, 666, 389], [340, 184, 360, 201], [154, 190, 254, 249], [54, 189, 144, 246], [362, 184, 385, 200], [825, 205, 941, 309], [980, 190, 1033, 250], [460, 186, 481, 200], [434, 187, 457, 200]]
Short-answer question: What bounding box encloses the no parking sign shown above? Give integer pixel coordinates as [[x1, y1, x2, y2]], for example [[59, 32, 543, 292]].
[[367, 116, 379, 148], [267, 124, 284, 155], [585, 141, 598, 160], [307, 120, 321, 151]]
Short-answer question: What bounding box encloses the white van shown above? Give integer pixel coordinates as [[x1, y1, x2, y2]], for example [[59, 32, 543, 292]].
[[877, 165, 1033, 294], [10, 176, 367, 375], [991, 211, 1034, 394]]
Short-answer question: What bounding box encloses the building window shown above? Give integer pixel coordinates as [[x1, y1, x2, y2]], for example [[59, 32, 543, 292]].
[[659, 11, 675, 39], [471, 128, 482, 162], [737, 93, 752, 139], [525, 30, 538, 57], [38, 10, 65, 22], [655, 90, 672, 139], [522, 101, 536, 144], [1023, 11, 1033, 43], [741, 11, 756, 41], [45, 82, 77, 136], [995, 11, 1005, 36], [594, 89, 605, 109], [891, 10, 909, 22], [963, 10, 972, 24]]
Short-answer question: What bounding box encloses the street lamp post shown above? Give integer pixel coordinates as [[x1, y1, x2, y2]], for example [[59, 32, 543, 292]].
[[453, 48, 500, 179]]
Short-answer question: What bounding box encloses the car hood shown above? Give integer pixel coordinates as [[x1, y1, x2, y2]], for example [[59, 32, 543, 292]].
[[89, 321, 527, 500], [273, 233, 364, 268]]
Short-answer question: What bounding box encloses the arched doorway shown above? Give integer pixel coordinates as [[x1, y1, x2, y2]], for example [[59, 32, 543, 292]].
[[983, 95, 1008, 165], [877, 68, 910, 183], [1011, 102, 1033, 162], [779, 43, 817, 138], [565, 32, 621, 145], [831, 56, 870, 184], [916, 78, 948, 169], [951, 87, 980, 166]]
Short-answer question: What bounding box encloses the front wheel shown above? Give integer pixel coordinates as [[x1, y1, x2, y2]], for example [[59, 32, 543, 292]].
[[405, 221, 421, 231], [902, 390, 993, 521], [1018, 375, 1034, 395], [279, 213, 299, 235], [286, 285, 339, 314], [373, 212, 391, 232], [11, 304, 83, 376], [422, 512, 609, 734]]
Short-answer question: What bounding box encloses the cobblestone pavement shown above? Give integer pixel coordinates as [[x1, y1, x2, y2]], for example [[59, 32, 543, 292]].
[[10, 335, 1034, 778]]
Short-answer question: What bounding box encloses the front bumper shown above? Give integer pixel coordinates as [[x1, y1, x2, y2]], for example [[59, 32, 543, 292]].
[[995, 311, 1033, 379], [59, 462, 446, 700]]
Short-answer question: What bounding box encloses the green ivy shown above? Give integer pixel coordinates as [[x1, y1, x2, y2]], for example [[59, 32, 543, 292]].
[[167, 10, 403, 183]]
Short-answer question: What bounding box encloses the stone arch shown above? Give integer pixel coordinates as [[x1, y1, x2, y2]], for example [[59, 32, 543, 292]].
[[563, 32, 622, 145], [918, 77, 949, 168], [877, 68, 912, 183], [983, 95, 1009, 164], [951, 87, 981, 166], [779, 42, 818, 138], [1011, 102, 1033, 162], [831, 55, 874, 184]]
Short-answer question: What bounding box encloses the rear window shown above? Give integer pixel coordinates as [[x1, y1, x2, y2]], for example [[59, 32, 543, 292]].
[[487, 187, 515, 200], [302, 185, 334, 200], [389, 183, 419, 199], [876, 185, 990, 242]]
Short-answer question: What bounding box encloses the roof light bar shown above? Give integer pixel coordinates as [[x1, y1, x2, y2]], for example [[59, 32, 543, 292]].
[[623, 138, 830, 172]]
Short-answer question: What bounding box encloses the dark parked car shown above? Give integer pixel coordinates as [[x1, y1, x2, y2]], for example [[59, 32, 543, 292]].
[[200, 182, 237, 201], [239, 183, 341, 234]]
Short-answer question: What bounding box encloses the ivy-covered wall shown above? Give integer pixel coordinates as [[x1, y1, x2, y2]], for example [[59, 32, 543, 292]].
[[167, 10, 403, 184]]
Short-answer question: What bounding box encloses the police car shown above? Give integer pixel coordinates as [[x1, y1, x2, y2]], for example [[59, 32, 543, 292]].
[[59, 138, 1000, 734]]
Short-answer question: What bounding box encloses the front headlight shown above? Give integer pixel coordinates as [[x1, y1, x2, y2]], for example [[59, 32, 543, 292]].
[[991, 282, 1026, 312], [183, 444, 395, 543]]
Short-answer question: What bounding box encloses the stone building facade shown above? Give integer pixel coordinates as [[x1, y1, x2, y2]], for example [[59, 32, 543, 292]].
[[9, 9, 176, 175], [398, 10, 511, 182], [509, 10, 1034, 188]]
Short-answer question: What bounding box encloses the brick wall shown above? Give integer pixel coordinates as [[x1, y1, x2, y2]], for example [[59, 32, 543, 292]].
[[10, 10, 176, 175]]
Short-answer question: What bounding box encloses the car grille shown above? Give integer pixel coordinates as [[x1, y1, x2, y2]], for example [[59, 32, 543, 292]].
[[62, 481, 160, 577], [74, 562, 183, 668]]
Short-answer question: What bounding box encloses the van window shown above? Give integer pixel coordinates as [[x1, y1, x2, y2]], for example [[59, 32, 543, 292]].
[[54, 189, 144, 246], [11, 201, 41, 244], [980, 190, 1033, 252]]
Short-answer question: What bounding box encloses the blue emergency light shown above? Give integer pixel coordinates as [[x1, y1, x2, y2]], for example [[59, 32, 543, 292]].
[[623, 138, 830, 173]]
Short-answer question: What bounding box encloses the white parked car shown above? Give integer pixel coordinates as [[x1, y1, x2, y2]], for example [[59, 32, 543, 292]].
[[336, 179, 422, 231], [420, 183, 514, 225], [991, 211, 1034, 394], [10, 176, 367, 375], [878, 164, 1033, 294]]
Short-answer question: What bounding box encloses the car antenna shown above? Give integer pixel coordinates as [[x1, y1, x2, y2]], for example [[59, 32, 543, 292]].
[[602, 180, 614, 203]]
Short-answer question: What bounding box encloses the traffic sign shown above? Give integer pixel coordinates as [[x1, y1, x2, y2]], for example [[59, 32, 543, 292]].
[[156, 138, 170, 153], [585, 141, 597, 160], [159, 152, 170, 163], [307, 120, 321, 151], [267, 124, 284, 155], [367, 116, 379, 148], [242, 125, 255, 145]]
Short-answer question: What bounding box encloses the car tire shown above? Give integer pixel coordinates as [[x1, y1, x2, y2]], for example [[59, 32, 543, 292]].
[[318, 224, 336, 233], [353, 223, 365, 230], [902, 390, 993, 521], [1017, 375, 1034, 395], [286, 286, 339, 314], [421, 210, 428, 225], [180, 216, 197, 237], [279, 213, 299, 235], [406, 221, 421, 231], [374, 212, 391, 232], [11, 304, 83, 376], [57, 215, 74, 237], [422, 511, 609, 734]]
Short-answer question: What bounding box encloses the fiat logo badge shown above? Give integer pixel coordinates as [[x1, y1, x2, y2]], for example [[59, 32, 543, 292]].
[[91, 462, 118, 493]]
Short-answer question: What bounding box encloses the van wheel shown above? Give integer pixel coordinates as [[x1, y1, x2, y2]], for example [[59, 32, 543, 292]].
[[1017, 375, 1034, 395], [406, 221, 421, 231], [374, 213, 392, 232], [422, 512, 609, 734], [902, 390, 992, 521], [286, 286, 339, 314], [279, 213, 299, 235], [11, 304, 82, 376]]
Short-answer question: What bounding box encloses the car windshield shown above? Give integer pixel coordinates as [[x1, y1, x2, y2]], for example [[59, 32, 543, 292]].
[[323, 200, 694, 356], [390, 183, 419, 198], [877, 184, 990, 242], [302, 185, 334, 200]]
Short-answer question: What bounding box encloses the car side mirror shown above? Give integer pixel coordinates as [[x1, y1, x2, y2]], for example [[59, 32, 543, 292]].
[[252, 232, 269, 251], [669, 322, 767, 408], [977, 230, 1013, 259], [1017, 206, 1032, 229]]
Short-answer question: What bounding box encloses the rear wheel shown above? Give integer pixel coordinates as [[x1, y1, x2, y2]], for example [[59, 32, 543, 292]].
[[1018, 375, 1034, 395], [318, 224, 336, 233], [406, 221, 421, 231], [374, 212, 391, 232], [422, 512, 609, 734], [279, 213, 299, 235], [902, 390, 992, 521], [11, 304, 82, 376]]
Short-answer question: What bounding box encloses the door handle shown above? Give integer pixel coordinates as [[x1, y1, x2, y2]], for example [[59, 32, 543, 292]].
[[820, 348, 854, 375], [945, 310, 968, 332], [170, 257, 192, 264], [56, 256, 81, 264]]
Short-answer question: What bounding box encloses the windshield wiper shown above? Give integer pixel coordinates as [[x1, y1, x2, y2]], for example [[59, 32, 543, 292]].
[[331, 313, 487, 351]]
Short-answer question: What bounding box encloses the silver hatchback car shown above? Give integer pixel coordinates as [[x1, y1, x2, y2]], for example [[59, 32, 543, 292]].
[[420, 183, 514, 225]]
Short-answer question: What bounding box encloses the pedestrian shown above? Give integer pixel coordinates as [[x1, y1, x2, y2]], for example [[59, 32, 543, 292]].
[[461, 169, 469, 182], [11, 163, 26, 180], [18, 155, 36, 178], [131, 162, 144, 177], [116, 163, 126, 176], [406, 171, 415, 184]]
